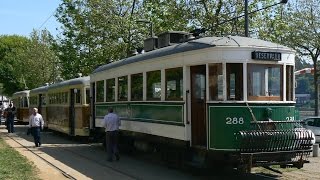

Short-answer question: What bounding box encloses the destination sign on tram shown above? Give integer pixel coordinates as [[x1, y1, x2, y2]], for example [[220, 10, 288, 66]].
[[251, 51, 281, 61]]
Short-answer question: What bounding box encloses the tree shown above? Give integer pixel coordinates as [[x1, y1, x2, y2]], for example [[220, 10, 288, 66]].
[[0, 30, 58, 95]]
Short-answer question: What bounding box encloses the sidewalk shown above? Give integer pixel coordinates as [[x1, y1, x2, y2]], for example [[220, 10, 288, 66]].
[[0, 126, 91, 180]]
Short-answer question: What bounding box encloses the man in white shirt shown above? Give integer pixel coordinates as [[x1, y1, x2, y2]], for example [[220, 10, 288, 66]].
[[29, 108, 44, 147], [103, 107, 121, 162]]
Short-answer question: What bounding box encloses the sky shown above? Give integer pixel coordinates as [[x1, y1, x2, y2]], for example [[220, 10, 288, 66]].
[[0, 0, 61, 37]]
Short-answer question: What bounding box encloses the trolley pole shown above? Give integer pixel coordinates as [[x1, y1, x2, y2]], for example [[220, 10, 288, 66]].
[[243, 0, 288, 37], [244, 0, 249, 37]]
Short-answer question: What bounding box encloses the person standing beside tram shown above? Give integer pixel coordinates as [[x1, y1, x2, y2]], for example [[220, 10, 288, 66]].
[[5, 103, 16, 133], [29, 108, 44, 147], [103, 107, 121, 162]]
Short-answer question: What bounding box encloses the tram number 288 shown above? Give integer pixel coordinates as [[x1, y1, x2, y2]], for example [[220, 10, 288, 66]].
[[226, 117, 244, 125]]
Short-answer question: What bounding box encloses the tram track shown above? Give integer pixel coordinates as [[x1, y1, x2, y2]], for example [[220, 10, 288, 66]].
[[5, 131, 138, 180]]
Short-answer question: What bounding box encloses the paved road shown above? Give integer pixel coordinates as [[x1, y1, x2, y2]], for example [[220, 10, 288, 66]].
[[1, 125, 278, 180]]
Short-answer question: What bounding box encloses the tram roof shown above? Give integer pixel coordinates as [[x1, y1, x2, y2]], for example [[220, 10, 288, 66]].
[[48, 76, 90, 90], [30, 85, 49, 94], [92, 36, 292, 74], [12, 90, 30, 97]]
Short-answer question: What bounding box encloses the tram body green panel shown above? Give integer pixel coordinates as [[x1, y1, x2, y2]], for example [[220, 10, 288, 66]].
[[208, 105, 296, 150], [96, 103, 183, 125]]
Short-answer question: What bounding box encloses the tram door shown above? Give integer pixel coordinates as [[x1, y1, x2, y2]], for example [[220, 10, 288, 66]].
[[190, 65, 207, 147], [69, 89, 75, 136]]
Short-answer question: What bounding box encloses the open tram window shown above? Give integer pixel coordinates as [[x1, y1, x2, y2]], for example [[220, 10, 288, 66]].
[[209, 63, 223, 100], [147, 70, 161, 100], [226, 63, 243, 100], [131, 73, 143, 101], [166, 67, 183, 101], [118, 76, 128, 101], [286, 65, 294, 101], [106, 78, 115, 102], [247, 64, 283, 101], [96, 80, 104, 102]]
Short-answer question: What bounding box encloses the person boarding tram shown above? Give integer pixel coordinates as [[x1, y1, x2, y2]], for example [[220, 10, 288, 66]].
[[29, 108, 44, 147]]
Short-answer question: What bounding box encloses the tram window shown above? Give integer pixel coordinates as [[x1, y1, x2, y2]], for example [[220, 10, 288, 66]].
[[106, 78, 115, 102], [247, 64, 283, 101], [147, 70, 161, 100], [118, 76, 128, 101], [86, 88, 90, 104], [286, 65, 294, 101], [227, 63, 243, 100], [23, 97, 28, 107], [131, 73, 143, 101], [96, 80, 104, 102], [166, 67, 183, 101], [75, 89, 81, 104], [41, 95, 46, 105], [209, 64, 223, 100]]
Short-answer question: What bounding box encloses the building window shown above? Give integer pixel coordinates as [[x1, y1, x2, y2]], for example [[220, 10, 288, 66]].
[[147, 70, 161, 100], [131, 73, 143, 101], [118, 76, 128, 101], [227, 63, 243, 100], [247, 64, 283, 101], [166, 67, 183, 101], [209, 63, 223, 100], [86, 88, 90, 104], [106, 78, 115, 102], [96, 80, 104, 102]]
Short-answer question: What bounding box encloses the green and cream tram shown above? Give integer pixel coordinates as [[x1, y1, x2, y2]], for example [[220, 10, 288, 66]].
[[47, 77, 91, 136], [12, 90, 30, 124], [91, 32, 313, 171], [29, 85, 49, 129]]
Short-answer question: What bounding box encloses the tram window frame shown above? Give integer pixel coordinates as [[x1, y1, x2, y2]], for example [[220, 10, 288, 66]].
[[209, 63, 223, 101], [118, 76, 128, 101], [106, 78, 115, 102], [226, 63, 243, 101], [286, 65, 294, 101], [131, 73, 143, 101], [247, 64, 283, 101], [147, 70, 161, 101], [165, 67, 183, 101], [96, 80, 105, 102]]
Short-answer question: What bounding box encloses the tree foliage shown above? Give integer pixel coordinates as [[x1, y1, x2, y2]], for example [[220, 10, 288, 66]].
[[0, 30, 58, 95]]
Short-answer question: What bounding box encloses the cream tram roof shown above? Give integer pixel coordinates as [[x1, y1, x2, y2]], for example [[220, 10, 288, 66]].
[[12, 90, 30, 97], [92, 36, 293, 74], [48, 76, 90, 91], [30, 85, 49, 94]]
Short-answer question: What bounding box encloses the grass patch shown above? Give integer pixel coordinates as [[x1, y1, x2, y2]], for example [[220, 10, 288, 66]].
[[0, 137, 39, 180]]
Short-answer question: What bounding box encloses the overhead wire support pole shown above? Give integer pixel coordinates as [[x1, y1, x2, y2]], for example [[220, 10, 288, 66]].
[[215, 0, 288, 36]]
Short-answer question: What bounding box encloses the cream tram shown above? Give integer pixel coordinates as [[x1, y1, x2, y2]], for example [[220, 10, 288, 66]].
[[12, 90, 30, 124], [47, 77, 90, 136], [29, 85, 49, 129], [90, 32, 313, 171]]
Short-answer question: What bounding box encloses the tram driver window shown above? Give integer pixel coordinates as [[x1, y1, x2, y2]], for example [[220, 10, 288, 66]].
[[147, 70, 161, 100], [247, 64, 283, 101], [209, 63, 223, 100], [286, 65, 294, 101], [226, 63, 243, 100]]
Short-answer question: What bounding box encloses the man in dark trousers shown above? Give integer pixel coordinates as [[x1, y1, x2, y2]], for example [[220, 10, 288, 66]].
[[103, 107, 121, 162], [5, 103, 16, 133], [29, 108, 44, 147]]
